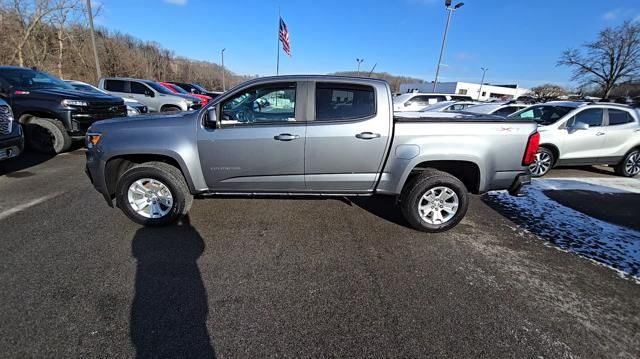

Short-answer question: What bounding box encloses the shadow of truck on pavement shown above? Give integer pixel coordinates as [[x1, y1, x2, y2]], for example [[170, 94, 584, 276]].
[[130, 216, 216, 358]]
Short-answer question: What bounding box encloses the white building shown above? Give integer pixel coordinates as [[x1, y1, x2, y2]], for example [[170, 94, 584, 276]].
[[399, 82, 530, 101]]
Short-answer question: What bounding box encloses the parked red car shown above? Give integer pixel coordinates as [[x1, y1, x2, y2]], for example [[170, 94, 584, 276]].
[[160, 82, 212, 106]]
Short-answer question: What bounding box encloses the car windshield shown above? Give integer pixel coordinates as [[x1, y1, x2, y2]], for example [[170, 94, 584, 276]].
[[167, 83, 189, 94], [192, 83, 208, 93], [1, 68, 73, 90], [393, 94, 414, 104], [421, 101, 456, 112], [69, 83, 106, 95], [508, 105, 575, 125], [464, 104, 501, 114], [145, 81, 175, 95]]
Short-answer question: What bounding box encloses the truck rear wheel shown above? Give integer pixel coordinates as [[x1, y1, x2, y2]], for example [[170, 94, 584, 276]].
[[400, 170, 469, 233], [115, 162, 193, 226], [27, 118, 71, 154]]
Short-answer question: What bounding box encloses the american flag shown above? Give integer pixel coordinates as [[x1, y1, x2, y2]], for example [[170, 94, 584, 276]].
[[279, 17, 291, 57]]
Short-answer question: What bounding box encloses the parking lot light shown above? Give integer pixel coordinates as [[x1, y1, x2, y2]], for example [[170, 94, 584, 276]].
[[432, 1, 465, 92]]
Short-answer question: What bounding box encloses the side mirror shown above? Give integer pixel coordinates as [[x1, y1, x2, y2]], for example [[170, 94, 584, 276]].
[[569, 121, 589, 133], [404, 101, 412, 107], [145, 90, 154, 97], [205, 107, 220, 129], [191, 89, 197, 94]]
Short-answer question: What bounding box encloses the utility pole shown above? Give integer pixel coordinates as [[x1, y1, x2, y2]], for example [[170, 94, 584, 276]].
[[477, 67, 488, 100], [356, 58, 364, 76], [86, 0, 101, 81], [221, 48, 226, 91], [433, 1, 464, 92]]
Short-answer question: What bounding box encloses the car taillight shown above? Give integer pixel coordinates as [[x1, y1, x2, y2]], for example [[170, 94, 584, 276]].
[[522, 132, 540, 166]]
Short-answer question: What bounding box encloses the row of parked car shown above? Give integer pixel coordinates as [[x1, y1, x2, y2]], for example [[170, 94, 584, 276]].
[[0, 65, 221, 158], [392, 92, 640, 178]]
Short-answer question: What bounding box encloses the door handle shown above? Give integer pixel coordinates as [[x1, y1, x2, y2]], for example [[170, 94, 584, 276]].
[[355, 132, 381, 140], [596, 132, 605, 136], [274, 133, 300, 141]]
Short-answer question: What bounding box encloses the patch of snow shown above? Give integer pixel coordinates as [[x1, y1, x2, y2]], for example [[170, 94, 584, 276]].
[[538, 177, 640, 194], [484, 180, 640, 282]]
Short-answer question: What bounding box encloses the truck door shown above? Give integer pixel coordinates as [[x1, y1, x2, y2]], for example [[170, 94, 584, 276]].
[[197, 81, 306, 191], [304, 81, 391, 192]]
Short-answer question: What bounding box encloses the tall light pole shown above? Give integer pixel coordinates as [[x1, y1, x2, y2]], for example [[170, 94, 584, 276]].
[[432, 0, 464, 92], [86, 0, 101, 81], [221, 48, 226, 91], [356, 58, 364, 76], [477, 67, 488, 100]]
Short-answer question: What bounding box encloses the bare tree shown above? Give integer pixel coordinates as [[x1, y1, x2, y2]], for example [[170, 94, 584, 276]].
[[530, 84, 569, 102], [6, 0, 69, 66], [559, 21, 640, 99]]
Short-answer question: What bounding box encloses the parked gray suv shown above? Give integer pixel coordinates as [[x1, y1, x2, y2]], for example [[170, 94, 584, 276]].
[[98, 77, 201, 112]]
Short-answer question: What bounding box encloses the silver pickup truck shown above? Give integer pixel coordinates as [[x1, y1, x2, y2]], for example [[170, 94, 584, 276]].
[[85, 76, 539, 232]]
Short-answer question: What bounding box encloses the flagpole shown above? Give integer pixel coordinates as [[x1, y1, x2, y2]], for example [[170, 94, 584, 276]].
[[276, 8, 281, 75]]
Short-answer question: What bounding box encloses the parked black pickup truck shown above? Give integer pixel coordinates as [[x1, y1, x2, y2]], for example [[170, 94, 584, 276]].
[[0, 66, 126, 154], [0, 98, 23, 161]]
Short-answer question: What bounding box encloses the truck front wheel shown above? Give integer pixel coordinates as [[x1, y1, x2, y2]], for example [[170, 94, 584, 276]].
[[27, 118, 71, 154], [115, 162, 193, 226], [400, 170, 469, 233]]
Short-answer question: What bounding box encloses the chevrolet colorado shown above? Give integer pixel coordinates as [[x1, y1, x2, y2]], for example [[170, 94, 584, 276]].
[[85, 76, 539, 232]]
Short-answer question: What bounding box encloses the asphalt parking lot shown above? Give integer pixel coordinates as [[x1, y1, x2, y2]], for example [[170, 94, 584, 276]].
[[1, 149, 639, 358]]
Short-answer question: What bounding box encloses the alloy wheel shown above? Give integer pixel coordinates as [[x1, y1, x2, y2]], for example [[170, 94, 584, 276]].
[[625, 152, 640, 176], [417, 186, 459, 225], [529, 151, 552, 176], [127, 178, 174, 219]]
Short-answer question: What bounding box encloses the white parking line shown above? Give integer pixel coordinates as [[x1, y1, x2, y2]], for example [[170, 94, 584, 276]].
[[0, 192, 65, 221]]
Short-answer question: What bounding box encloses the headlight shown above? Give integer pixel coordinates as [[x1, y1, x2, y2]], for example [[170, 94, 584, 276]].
[[126, 105, 141, 116], [62, 99, 88, 107]]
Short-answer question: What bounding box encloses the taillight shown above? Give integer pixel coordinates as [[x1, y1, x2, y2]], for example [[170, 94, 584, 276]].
[[522, 132, 540, 166]]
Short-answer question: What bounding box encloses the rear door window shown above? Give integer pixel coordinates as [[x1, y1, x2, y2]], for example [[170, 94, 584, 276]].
[[608, 109, 635, 125], [105, 80, 126, 93], [315, 83, 376, 121]]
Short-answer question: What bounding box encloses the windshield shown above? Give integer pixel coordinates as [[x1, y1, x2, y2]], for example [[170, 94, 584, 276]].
[[464, 104, 501, 114], [167, 83, 189, 94], [393, 94, 414, 104], [1, 68, 74, 90], [69, 83, 106, 95], [509, 105, 575, 125], [145, 81, 175, 95], [421, 101, 456, 112], [192, 83, 208, 93]]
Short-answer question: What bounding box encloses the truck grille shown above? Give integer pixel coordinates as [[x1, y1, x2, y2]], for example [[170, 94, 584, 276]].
[[0, 106, 12, 135], [72, 102, 128, 121]]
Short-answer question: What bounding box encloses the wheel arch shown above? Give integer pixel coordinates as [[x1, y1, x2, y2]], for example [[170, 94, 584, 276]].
[[402, 160, 481, 195], [539, 143, 560, 165], [103, 153, 194, 199]]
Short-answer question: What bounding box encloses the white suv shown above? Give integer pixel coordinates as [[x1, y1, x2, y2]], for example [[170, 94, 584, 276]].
[[509, 101, 640, 177], [393, 93, 473, 112]]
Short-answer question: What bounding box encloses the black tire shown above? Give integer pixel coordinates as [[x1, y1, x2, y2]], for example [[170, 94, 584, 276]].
[[27, 118, 72, 154], [529, 147, 555, 178], [161, 105, 182, 112], [400, 169, 469, 233], [614, 149, 640, 177], [115, 162, 193, 226]]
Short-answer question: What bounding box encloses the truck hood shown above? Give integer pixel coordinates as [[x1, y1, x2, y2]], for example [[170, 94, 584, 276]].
[[22, 88, 123, 102], [89, 111, 196, 132]]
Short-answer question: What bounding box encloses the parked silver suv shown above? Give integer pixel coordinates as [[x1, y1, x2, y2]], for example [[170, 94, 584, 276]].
[[509, 101, 640, 177], [98, 77, 201, 112]]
